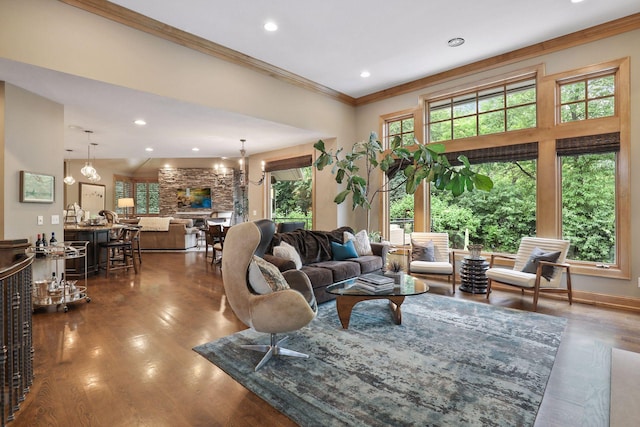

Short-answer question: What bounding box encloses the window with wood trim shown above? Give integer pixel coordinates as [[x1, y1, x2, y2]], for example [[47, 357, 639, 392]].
[[135, 181, 160, 215], [386, 116, 415, 146], [114, 175, 133, 216], [383, 115, 416, 244], [558, 133, 619, 264], [428, 78, 536, 142], [265, 155, 313, 230], [413, 59, 629, 278], [558, 73, 615, 123], [115, 175, 159, 215]]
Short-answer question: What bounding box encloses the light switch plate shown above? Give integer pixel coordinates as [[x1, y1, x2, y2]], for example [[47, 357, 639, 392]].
[[51, 214, 60, 225], [37, 215, 44, 225]]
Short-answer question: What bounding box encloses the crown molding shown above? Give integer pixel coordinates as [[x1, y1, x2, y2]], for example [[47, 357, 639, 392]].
[[59, 2, 639, 108], [58, 0, 357, 106]]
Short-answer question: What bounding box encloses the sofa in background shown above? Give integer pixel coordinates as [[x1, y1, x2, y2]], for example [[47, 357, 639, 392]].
[[136, 217, 199, 250], [264, 226, 388, 304]]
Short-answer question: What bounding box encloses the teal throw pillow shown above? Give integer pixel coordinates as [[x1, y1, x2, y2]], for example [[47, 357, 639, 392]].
[[331, 240, 358, 261]]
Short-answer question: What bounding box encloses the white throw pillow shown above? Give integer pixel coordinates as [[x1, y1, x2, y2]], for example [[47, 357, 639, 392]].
[[249, 256, 290, 294], [248, 259, 272, 294], [344, 230, 373, 256], [273, 241, 303, 270]]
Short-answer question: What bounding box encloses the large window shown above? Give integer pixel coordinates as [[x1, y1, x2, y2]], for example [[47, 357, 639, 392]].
[[265, 155, 313, 230], [135, 181, 160, 215], [398, 59, 630, 279], [384, 115, 416, 244], [431, 159, 536, 253], [428, 78, 536, 142], [561, 153, 616, 263], [114, 176, 159, 215]]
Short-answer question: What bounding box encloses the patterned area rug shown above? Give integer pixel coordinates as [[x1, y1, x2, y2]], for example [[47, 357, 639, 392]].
[[194, 294, 566, 426]]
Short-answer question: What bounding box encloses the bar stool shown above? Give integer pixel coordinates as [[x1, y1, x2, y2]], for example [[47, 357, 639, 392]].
[[208, 225, 227, 265], [99, 227, 140, 275]]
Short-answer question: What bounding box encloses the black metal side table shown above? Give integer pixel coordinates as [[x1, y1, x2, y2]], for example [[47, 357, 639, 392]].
[[459, 255, 490, 294]]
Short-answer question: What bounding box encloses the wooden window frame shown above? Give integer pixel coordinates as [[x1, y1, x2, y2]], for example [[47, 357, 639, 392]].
[[404, 59, 629, 280]]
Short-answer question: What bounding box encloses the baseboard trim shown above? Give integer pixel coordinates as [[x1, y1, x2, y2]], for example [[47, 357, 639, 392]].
[[490, 283, 640, 313]]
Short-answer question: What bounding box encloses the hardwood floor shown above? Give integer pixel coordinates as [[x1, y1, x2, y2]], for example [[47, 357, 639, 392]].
[[13, 251, 640, 426]]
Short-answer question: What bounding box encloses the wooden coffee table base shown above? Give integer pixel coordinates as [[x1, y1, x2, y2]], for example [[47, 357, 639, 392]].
[[335, 295, 406, 329]]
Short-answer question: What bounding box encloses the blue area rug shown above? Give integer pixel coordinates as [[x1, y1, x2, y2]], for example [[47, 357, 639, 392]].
[[194, 294, 566, 426]]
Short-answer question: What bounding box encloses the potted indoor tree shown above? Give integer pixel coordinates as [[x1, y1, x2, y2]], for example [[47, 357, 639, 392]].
[[313, 132, 493, 231]]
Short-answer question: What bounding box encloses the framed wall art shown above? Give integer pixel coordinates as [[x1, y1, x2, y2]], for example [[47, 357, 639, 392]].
[[19, 171, 55, 203], [79, 182, 106, 214]]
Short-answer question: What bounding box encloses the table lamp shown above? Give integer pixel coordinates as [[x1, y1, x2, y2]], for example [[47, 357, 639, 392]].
[[117, 197, 135, 219]]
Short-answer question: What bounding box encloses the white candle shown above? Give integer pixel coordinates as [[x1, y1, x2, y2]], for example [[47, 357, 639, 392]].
[[464, 228, 469, 251]]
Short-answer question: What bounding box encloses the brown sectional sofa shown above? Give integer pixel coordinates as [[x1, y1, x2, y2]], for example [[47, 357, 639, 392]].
[[137, 217, 199, 250], [264, 226, 388, 304]]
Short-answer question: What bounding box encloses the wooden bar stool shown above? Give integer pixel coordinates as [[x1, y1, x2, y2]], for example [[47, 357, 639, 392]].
[[99, 227, 140, 275], [208, 225, 227, 265]]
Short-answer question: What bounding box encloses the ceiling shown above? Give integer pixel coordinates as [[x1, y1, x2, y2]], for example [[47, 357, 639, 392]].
[[1, 0, 639, 169]]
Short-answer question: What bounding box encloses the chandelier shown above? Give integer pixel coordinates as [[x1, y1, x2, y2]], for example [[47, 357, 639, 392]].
[[63, 149, 76, 185], [80, 130, 101, 182], [239, 139, 265, 187]]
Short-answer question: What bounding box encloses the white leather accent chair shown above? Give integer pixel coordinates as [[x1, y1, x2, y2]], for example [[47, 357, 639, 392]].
[[408, 232, 456, 294], [486, 237, 573, 311], [222, 220, 317, 371]]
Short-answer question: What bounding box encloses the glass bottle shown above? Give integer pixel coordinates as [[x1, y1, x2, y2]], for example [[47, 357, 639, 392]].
[[35, 234, 44, 258], [48, 272, 57, 292], [50, 232, 57, 246]]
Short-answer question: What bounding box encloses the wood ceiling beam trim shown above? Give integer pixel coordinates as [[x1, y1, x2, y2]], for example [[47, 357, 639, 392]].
[[59, 0, 357, 106]]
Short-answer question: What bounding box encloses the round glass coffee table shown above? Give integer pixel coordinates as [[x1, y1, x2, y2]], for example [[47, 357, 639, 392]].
[[326, 274, 428, 329]]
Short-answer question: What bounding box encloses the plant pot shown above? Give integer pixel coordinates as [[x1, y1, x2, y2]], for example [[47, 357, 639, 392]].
[[385, 271, 404, 284]]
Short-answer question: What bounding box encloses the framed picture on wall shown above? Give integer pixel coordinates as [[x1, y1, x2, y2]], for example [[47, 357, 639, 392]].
[[19, 171, 55, 203], [79, 182, 106, 214]]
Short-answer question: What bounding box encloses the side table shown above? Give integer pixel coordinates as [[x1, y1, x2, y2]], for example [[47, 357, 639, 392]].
[[459, 255, 489, 294]]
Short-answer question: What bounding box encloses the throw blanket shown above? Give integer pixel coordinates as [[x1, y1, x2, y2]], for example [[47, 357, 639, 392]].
[[271, 227, 352, 264], [137, 217, 172, 231]]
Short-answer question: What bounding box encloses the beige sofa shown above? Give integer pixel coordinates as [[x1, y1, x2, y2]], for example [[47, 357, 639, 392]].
[[136, 217, 199, 250]]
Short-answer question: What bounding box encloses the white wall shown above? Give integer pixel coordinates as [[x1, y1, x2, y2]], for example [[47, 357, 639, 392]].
[[2, 83, 64, 243]]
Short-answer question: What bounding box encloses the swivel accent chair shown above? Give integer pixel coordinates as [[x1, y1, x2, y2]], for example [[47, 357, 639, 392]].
[[222, 220, 317, 371]]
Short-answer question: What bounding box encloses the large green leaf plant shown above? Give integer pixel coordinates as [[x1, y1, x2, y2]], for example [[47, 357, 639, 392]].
[[313, 132, 493, 230]]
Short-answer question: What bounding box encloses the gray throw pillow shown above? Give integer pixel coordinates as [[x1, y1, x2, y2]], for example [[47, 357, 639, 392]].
[[521, 247, 561, 280], [411, 239, 435, 262]]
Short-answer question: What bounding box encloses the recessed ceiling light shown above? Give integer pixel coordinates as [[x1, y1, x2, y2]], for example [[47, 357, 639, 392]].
[[192, 147, 200, 152], [360, 71, 371, 78], [145, 147, 153, 152], [134, 119, 147, 126], [264, 21, 278, 32], [448, 37, 465, 47], [571, 0, 584, 3]]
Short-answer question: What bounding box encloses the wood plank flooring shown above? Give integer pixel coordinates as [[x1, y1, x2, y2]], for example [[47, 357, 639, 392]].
[[13, 251, 640, 426]]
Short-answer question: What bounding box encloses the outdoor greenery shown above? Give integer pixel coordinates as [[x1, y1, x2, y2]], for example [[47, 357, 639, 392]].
[[271, 166, 313, 228], [401, 75, 616, 263], [314, 132, 493, 230]]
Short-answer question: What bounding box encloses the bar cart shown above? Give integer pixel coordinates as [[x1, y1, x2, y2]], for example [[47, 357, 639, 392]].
[[29, 241, 91, 312]]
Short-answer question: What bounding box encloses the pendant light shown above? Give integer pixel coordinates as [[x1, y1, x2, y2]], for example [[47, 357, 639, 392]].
[[63, 149, 76, 185], [80, 130, 100, 182]]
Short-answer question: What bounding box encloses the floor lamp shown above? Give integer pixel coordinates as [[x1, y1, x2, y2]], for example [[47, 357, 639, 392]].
[[118, 198, 135, 219]]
